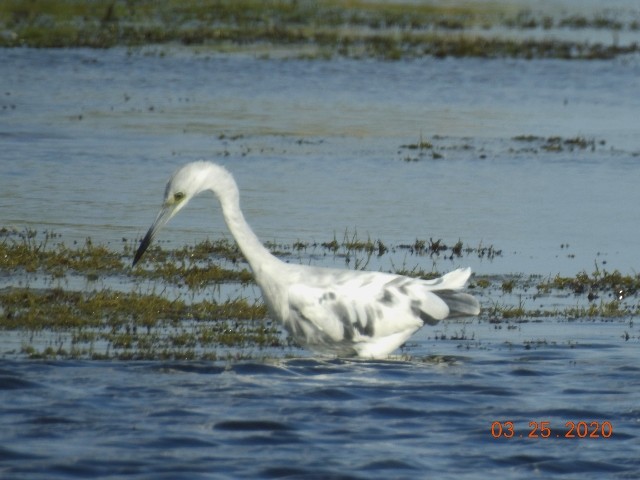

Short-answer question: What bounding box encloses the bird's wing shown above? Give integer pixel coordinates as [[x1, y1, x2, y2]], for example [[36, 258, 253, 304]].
[[284, 269, 475, 355]]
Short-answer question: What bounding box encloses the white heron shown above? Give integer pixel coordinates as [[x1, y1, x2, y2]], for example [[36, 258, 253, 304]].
[[133, 161, 480, 358]]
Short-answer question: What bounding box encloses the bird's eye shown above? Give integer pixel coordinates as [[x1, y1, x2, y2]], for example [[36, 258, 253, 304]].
[[173, 192, 185, 202]]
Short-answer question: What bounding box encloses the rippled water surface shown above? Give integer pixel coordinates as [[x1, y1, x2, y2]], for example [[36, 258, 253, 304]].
[[2, 345, 639, 480], [2, 48, 640, 275], [1, 36, 640, 479]]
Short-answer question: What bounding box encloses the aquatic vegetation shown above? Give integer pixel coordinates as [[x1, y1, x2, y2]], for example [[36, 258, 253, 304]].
[[0, 228, 124, 277], [537, 267, 640, 299], [501, 279, 516, 293], [400, 134, 614, 162], [512, 135, 605, 153], [400, 137, 440, 162], [1, 228, 637, 359], [0, 286, 273, 360], [0, 0, 637, 59]]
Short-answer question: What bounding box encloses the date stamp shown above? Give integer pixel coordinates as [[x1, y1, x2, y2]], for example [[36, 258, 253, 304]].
[[491, 420, 613, 439]]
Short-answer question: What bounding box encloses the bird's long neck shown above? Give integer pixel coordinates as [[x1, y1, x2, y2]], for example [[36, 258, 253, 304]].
[[206, 165, 282, 277]]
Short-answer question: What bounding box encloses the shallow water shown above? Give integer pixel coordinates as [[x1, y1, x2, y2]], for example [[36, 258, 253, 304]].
[[1, 333, 639, 480], [2, 48, 640, 276], [1, 40, 640, 479]]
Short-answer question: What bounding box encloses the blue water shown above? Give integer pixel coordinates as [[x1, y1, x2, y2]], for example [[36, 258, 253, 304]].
[[1, 344, 639, 479], [1, 31, 640, 480], [2, 48, 640, 275]]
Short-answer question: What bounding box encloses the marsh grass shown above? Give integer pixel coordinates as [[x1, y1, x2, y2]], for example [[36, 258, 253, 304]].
[[0, 229, 123, 277], [400, 134, 612, 163], [512, 135, 605, 153], [1, 286, 272, 360], [536, 266, 640, 297], [0, 0, 637, 59], [1, 228, 637, 359]]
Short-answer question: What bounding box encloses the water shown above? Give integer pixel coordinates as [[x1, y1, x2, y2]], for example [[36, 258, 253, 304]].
[[2, 48, 640, 274], [1, 43, 640, 478], [1, 344, 639, 479]]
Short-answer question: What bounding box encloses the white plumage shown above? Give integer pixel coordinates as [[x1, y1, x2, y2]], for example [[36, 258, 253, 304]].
[[133, 161, 480, 358]]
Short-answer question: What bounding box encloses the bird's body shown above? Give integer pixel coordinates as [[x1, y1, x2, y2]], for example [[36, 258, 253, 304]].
[[133, 161, 480, 359]]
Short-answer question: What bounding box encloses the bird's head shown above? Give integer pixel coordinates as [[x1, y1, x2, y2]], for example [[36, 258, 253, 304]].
[[132, 161, 213, 266]]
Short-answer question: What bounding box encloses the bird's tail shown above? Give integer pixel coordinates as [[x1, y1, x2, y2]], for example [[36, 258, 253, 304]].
[[436, 290, 480, 317], [433, 267, 481, 317]]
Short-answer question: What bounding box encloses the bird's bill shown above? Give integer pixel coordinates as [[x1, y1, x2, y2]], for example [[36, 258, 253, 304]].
[[132, 205, 174, 267]]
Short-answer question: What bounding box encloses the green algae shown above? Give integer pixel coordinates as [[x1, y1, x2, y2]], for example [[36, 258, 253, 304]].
[[399, 134, 613, 162], [512, 135, 606, 153], [1, 0, 637, 59], [1, 229, 123, 274], [1, 228, 638, 359], [537, 267, 640, 298], [1, 286, 273, 360], [478, 266, 640, 321]]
